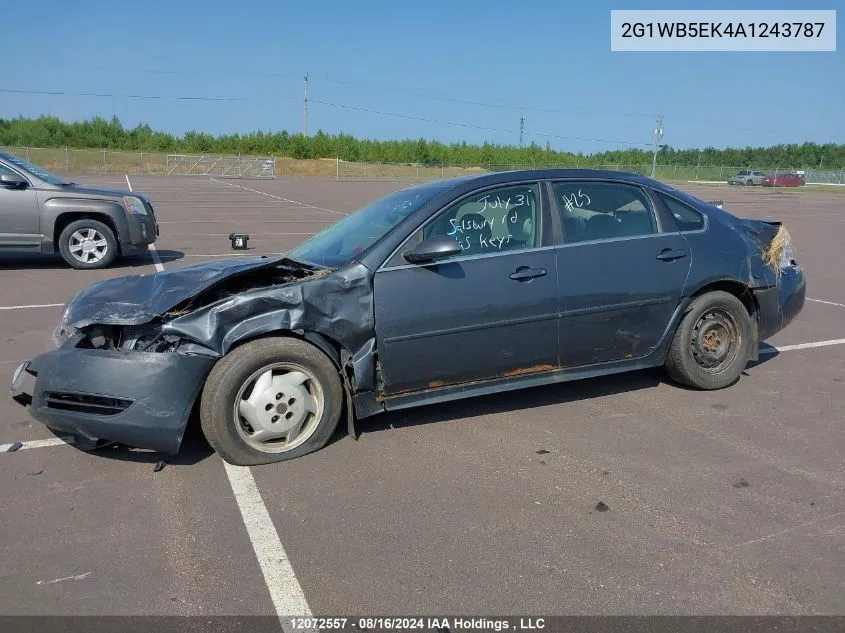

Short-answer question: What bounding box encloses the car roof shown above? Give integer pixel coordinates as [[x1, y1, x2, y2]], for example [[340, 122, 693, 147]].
[[420, 168, 659, 190]]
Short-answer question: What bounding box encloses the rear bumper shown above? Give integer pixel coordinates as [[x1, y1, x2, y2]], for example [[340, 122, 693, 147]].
[[10, 348, 215, 454], [756, 265, 806, 341]]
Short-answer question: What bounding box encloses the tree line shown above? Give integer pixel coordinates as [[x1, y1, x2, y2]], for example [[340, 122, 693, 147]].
[[1, 115, 843, 169]]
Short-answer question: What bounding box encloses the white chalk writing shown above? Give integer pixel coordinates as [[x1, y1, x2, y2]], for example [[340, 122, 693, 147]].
[[448, 210, 528, 236], [448, 216, 494, 236], [459, 234, 513, 251], [478, 193, 527, 215], [560, 189, 591, 213]]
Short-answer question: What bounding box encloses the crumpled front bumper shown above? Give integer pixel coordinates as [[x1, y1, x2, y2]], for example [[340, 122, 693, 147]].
[[10, 348, 216, 454]]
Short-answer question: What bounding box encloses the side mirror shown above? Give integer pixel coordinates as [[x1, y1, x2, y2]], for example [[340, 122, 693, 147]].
[[403, 235, 463, 264], [0, 174, 28, 189]]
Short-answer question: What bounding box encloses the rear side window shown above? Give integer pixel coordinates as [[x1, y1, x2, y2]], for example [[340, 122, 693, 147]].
[[659, 194, 705, 232], [553, 181, 657, 244]]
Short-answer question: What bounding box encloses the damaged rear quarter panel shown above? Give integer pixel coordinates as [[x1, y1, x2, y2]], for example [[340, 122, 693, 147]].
[[678, 205, 777, 296]]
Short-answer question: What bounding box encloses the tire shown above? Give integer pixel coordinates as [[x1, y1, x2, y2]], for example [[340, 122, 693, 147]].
[[664, 291, 752, 390], [200, 337, 343, 465], [58, 219, 118, 270], [746, 179, 753, 186]]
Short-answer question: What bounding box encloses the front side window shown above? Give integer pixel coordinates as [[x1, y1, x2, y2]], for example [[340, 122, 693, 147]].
[[553, 181, 658, 244], [0, 163, 22, 178], [0, 154, 65, 185], [422, 183, 541, 257]]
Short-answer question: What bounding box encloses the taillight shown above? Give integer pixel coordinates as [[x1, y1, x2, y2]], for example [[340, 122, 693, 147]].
[[762, 225, 796, 271], [778, 236, 796, 269]]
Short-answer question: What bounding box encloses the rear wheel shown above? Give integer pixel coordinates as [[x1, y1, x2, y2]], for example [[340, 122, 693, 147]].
[[200, 337, 343, 465], [58, 219, 118, 270], [664, 291, 752, 390], [746, 179, 753, 186]]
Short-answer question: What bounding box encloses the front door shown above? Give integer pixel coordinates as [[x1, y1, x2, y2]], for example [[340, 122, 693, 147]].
[[550, 180, 691, 367], [0, 165, 40, 250], [374, 182, 560, 395]]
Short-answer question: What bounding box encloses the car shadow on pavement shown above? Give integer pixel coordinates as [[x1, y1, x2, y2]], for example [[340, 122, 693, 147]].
[[750, 343, 779, 366], [50, 413, 215, 467], [360, 350, 781, 436], [150, 249, 185, 265]]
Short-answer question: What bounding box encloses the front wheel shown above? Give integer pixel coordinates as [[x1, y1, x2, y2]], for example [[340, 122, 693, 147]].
[[58, 219, 118, 269], [664, 291, 752, 390], [200, 337, 343, 465]]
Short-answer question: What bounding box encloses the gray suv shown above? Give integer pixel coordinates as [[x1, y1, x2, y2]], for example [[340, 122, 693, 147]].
[[0, 152, 159, 269], [727, 169, 767, 186]]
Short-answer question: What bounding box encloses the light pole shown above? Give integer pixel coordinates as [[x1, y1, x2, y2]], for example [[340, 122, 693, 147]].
[[651, 114, 664, 178]]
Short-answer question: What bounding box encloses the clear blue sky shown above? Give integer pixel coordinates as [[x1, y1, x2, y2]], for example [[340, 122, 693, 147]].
[[1, 0, 842, 154]]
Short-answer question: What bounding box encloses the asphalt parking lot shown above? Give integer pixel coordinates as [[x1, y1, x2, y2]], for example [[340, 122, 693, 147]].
[[1, 175, 843, 622]]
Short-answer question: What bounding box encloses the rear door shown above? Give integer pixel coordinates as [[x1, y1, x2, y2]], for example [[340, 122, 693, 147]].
[[551, 179, 691, 367], [373, 181, 560, 395], [0, 163, 40, 250]]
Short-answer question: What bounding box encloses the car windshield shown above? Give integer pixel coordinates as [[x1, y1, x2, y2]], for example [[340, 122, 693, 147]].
[[0, 153, 68, 185], [287, 181, 451, 268]]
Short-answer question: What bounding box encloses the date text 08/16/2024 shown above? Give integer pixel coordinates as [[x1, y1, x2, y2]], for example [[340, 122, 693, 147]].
[[289, 617, 546, 631]]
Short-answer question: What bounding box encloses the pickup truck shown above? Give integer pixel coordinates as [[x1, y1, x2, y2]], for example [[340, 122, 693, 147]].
[[0, 152, 159, 269]]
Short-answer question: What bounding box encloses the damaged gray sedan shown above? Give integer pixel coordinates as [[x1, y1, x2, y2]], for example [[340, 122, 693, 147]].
[[10, 170, 805, 465]]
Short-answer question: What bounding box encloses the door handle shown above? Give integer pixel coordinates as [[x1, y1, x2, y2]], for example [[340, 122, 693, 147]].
[[656, 249, 688, 261], [510, 266, 547, 281]]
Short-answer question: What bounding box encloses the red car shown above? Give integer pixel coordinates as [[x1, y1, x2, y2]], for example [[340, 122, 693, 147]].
[[762, 173, 805, 187]]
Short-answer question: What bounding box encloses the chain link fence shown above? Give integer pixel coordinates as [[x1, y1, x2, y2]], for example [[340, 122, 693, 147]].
[[334, 160, 844, 189], [0, 146, 276, 179], [1, 146, 842, 189]]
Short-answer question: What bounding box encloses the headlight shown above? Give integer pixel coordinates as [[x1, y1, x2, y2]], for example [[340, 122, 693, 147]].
[[123, 196, 148, 216], [52, 324, 77, 348]]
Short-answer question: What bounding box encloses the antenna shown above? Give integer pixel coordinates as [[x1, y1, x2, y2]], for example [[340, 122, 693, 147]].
[[519, 116, 525, 147]]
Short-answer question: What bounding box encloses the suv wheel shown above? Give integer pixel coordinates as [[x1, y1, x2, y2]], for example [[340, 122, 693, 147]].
[[58, 219, 119, 270]]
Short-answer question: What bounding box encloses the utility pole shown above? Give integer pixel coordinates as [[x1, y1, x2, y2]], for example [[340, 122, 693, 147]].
[[303, 72, 309, 137], [519, 116, 525, 148], [651, 113, 664, 178]]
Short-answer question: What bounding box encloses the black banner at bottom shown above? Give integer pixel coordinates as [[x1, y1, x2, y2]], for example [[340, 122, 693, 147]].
[[0, 616, 844, 633]]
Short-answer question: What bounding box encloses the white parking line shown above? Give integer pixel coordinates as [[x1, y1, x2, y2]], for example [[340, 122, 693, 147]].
[[126, 174, 165, 273], [1, 436, 75, 452], [759, 338, 845, 355], [223, 462, 313, 630], [807, 298, 845, 308], [208, 177, 347, 216], [0, 303, 64, 311], [148, 221, 311, 630], [167, 233, 316, 237], [147, 244, 165, 272], [181, 253, 281, 258]]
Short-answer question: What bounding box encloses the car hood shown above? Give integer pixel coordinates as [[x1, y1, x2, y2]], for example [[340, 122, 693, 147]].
[[50, 183, 149, 201], [61, 255, 317, 328]]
